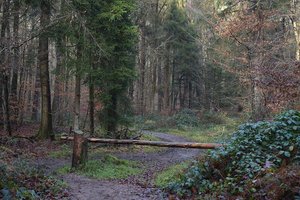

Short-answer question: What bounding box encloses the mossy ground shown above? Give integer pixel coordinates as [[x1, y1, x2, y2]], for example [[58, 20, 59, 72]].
[[167, 116, 242, 143], [154, 161, 190, 188], [57, 155, 142, 179]]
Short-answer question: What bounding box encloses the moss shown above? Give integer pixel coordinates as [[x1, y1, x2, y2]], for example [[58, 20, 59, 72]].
[[57, 155, 142, 179], [154, 161, 190, 188], [168, 117, 242, 143]]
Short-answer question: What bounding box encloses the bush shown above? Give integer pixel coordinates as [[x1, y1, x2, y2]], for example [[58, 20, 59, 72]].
[[172, 109, 200, 129], [198, 111, 228, 125], [168, 110, 300, 199]]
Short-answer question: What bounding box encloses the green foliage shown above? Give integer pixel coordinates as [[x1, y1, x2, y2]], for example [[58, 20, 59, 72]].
[[168, 110, 300, 198], [172, 109, 200, 129], [83, 0, 137, 134], [133, 109, 200, 130], [164, 2, 200, 96], [154, 162, 190, 188], [0, 160, 68, 199], [57, 155, 142, 179], [169, 122, 237, 143]]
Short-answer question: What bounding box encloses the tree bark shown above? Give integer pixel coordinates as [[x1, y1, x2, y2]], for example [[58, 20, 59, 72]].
[[138, 20, 146, 114], [62, 136, 222, 149], [291, 0, 300, 60], [2, 74, 12, 135], [164, 43, 170, 111], [107, 91, 118, 135], [72, 132, 88, 169], [73, 37, 82, 131], [89, 64, 95, 135], [10, 0, 20, 124], [37, 0, 54, 140], [0, 0, 11, 135], [52, 39, 64, 126]]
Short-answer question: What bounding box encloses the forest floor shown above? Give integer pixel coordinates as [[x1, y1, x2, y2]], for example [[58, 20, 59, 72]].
[[32, 131, 204, 200]]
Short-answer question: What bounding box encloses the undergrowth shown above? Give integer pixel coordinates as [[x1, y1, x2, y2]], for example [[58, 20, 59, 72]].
[[167, 110, 300, 199], [154, 161, 190, 188], [0, 159, 68, 199], [57, 155, 142, 179], [134, 109, 242, 143]]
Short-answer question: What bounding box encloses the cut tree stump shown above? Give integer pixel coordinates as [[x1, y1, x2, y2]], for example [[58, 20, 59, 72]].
[[71, 131, 88, 169], [62, 136, 222, 149]]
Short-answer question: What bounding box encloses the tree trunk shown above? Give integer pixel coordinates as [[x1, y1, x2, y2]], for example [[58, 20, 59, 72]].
[[10, 0, 20, 123], [157, 59, 163, 112], [164, 43, 170, 111], [72, 132, 88, 169], [52, 39, 64, 126], [251, 9, 267, 121], [37, 1, 54, 140], [107, 91, 118, 135], [89, 65, 95, 135], [138, 20, 146, 114], [62, 136, 222, 149], [292, 0, 300, 60], [188, 80, 192, 108], [2, 74, 12, 135], [0, 0, 11, 135], [73, 40, 82, 131], [32, 65, 40, 121]]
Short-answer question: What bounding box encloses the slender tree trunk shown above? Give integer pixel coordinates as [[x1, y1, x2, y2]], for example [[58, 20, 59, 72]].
[[107, 91, 118, 136], [11, 0, 20, 124], [164, 43, 170, 111], [292, 0, 300, 60], [171, 56, 176, 111], [2, 75, 11, 135], [52, 39, 64, 126], [37, 1, 53, 140], [157, 61, 163, 112], [74, 40, 82, 131], [152, 55, 157, 112], [0, 0, 11, 135], [179, 78, 184, 108], [32, 61, 40, 121], [138, 20, 146, 114], [89, 65, 95, 135], [251, 9, 267, 121], [188, 80, 192, 108]]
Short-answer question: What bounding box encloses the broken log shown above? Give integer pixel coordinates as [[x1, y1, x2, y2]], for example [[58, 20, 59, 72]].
[[61, 136, 222, 149], [71, 132, 88, 169]]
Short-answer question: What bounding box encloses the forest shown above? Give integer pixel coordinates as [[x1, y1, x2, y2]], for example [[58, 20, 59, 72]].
[[0, 0, 300, 199]]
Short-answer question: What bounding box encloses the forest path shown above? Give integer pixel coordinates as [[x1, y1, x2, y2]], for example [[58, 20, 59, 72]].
[[40, 131, 204, 200]]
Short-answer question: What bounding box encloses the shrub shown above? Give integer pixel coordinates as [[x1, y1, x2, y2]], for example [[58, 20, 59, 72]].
[[168, 110, 300, 198], [198, 111, 228, 125], [172, 109, 200, 129]]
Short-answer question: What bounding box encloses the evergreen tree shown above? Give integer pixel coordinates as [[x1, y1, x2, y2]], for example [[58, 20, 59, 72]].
[[164, 1, 200, 109], [71, 0, 137, 136]]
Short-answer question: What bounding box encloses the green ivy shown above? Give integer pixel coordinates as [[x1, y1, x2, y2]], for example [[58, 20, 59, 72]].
[[168, 110, 300, 197]]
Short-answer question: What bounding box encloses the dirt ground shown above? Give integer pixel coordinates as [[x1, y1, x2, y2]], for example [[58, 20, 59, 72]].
[[35, 131, 204, 200]]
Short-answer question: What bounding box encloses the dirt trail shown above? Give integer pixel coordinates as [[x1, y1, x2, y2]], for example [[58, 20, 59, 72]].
[[41, 131, 204, 200]]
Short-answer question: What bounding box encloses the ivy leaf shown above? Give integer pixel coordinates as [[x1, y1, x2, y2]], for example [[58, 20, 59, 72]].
[[284, 152, 291, 158]]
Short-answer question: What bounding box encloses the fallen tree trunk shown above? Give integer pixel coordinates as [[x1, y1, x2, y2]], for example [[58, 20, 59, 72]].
[[61, 136, 222, 149]]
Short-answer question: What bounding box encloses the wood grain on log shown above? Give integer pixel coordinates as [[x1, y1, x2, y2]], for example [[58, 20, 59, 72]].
[[62, 136, 222, 149]]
